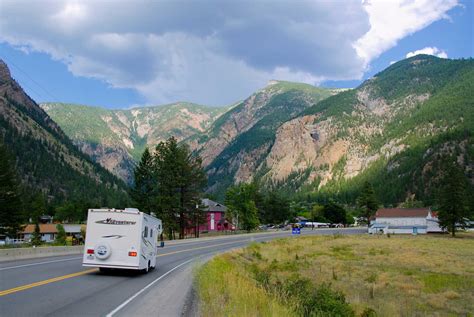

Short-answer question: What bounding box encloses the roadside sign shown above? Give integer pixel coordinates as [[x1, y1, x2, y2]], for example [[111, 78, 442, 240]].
[[292, 227, 301, 235]]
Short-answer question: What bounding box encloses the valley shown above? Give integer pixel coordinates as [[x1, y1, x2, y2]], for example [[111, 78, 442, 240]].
[[39, 55, 474, 205]]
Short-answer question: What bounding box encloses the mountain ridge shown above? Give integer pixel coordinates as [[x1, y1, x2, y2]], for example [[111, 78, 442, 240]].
[[38, 55, 473, 205], [0, 59, 128, 209]]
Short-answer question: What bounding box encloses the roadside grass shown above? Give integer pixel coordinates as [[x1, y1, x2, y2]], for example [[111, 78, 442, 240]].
[[196, 233, 474, 316], [196, 254, 295, 317]]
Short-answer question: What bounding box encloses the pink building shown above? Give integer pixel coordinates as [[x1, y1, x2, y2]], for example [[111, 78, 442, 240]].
[[200, 199, 230, 232]]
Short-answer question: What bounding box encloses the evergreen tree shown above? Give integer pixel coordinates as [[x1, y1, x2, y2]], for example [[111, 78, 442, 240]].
[[225, 183, 260, 231], [132, 138, 207, 239], [31, 193, 47, 221], [323, 200, 347, 224], [0, 144, 23, 238], [437, 160, 469, 237], [55, 224, 67, 245], [262, 191, 291, 224], [131, 147, 155, 214], [357, 181, 379, 229], [154, 137, 206, 239], [31, 222, 42, 246]]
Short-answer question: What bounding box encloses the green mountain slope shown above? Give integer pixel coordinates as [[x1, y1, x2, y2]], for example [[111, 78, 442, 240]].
[[0, 60, 129, 208], [42, 102, 228, 183], [191, 80, 337, 197], [261, 55, 473, 205]]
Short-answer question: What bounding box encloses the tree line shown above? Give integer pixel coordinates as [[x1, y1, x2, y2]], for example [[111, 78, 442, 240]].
[[1, 137, 472, 241]]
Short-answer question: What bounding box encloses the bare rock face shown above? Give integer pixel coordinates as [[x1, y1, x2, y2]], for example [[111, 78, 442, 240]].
[[260, 83, 436, 191], [233, 143, 272, 184], [76, 141, 135, 184], [197, 91, 272, 167], [263, 113, 350, 188]]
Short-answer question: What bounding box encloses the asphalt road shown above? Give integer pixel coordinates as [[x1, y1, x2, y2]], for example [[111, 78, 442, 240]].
[[0, 228, 365, 317]]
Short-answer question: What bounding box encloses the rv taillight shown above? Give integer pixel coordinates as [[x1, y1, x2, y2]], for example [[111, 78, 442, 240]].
[[87, 249, 94, 254], [128, 251, 137, 257]]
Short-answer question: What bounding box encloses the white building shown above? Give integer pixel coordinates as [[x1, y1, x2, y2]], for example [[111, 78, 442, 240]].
[[369, 208, 443, 234]]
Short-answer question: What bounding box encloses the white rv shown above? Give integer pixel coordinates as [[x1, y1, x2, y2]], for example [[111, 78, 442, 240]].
[[82, 208, 162, 273]]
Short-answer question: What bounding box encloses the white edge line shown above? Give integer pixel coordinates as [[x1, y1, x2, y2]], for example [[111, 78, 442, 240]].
[[0, 257, 82, 271], [105, 258, 194, 317]]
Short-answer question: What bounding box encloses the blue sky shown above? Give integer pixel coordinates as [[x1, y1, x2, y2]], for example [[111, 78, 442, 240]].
[[0, 0, 472, 108]]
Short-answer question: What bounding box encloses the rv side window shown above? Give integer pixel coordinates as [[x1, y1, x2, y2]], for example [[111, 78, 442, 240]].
[[150, 229, 153, 238], [144, 226, 148, 238]]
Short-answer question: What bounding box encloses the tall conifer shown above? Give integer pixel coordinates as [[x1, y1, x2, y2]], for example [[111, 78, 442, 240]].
[[0, 144, 23, 238]]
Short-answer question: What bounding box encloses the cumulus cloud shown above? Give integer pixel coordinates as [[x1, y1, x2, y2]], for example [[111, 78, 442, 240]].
[[406, 47, 448, 58], [0, 0, 459, 106], [354, 0, 457, 64]]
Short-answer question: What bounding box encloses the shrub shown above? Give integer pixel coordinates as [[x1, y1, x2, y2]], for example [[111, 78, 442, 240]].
[[284, 276, 355, 317], [55, 224, 67, 245]]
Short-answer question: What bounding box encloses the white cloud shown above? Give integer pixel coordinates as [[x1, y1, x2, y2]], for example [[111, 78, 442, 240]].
[[406, 47, 448, 58], [354, 0, 457, 66], [0, 0, 459, 106]]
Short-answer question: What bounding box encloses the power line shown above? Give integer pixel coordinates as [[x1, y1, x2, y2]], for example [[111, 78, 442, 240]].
[[2, 55, 61, 102]]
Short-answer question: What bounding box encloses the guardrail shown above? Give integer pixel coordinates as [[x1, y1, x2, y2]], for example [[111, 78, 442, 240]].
[[0, 245, 83, 263]]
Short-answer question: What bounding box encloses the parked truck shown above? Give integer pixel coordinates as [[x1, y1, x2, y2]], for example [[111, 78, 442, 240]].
[[82, 208, 162, 273]]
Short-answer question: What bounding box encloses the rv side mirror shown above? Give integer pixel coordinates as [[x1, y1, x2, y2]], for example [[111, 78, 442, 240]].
[[160, 241, 165, 248]]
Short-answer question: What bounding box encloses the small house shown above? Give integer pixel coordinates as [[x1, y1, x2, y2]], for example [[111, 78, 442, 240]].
[[21, 223, 83, 243], [201, 199, 229, 231], [22, 224, 58, 242], [369, 208, 443, 234]]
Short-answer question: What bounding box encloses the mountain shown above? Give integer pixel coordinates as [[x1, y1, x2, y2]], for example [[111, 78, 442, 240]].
[[36, 55, 473, 206], [41, 102, 228, 183], [191, 81, 338, 196], [0, 59, 128, 207], [259, 55, 473, 205]]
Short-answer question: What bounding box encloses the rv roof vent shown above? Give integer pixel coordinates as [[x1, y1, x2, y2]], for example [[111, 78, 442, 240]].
[[125, 208, 140, 213]]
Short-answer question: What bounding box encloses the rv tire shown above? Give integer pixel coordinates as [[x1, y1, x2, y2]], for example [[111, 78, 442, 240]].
[[99, 267, 111, 274]]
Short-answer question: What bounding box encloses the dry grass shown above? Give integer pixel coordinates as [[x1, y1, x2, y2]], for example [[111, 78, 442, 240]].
[[196, 255, 295, 317], [197, 233, 474, 316]]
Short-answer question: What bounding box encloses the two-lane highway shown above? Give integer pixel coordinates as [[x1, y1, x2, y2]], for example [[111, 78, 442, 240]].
[[0, 228, 365, 316]]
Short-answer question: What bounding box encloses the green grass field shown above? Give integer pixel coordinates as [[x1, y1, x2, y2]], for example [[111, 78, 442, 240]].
[[196, 233, 474, 316]]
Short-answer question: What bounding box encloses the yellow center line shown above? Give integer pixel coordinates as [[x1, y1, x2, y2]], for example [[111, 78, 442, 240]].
[[0, 237, 253, 297], [0, 269, 98, 297]]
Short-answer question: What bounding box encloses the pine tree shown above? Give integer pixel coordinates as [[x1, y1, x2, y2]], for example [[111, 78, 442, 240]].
[[437, 160, 469, 237], [263, 191, 291, 224], [31, 222, 42, 246], [323, 200, 347, 224], [131, 147, 155, 214], [133, 138, 207, 239], [0, 144, 23, 238], [357, 181, 379, 229], [55, 224, 67, 245]]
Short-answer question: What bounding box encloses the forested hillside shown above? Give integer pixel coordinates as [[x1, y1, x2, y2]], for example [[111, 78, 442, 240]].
[[42, 102, 228, 183], [35, 56, 474, 208], [0, 60, 129, 217], [261, 55, 473, 206], [191, 81, 337, 197]]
